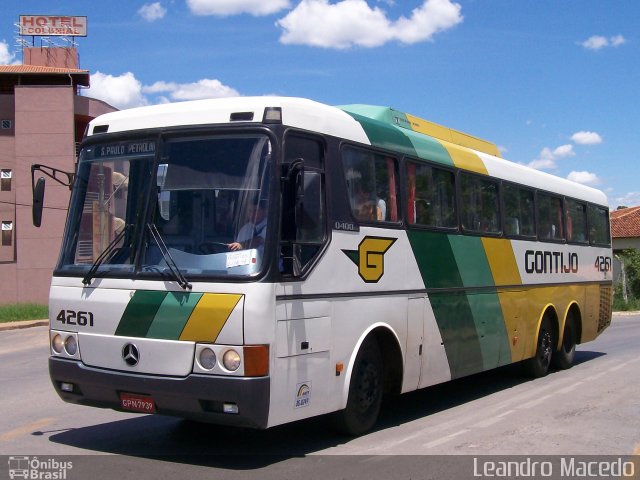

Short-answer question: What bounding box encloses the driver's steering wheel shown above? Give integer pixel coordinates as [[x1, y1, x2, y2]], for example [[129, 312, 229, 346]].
[[198, 242, 227, 254]]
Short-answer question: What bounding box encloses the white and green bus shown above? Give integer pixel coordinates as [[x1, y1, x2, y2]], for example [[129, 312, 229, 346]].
[[36, 97, 612, 435]]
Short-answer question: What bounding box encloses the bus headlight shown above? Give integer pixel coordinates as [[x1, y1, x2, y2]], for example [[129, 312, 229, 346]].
[[198, 347, 217, 370], [50, 331, 80, 358], [52, 334, 64, 354], [64, 336, 78, 356], [223, 349, 241, 371]]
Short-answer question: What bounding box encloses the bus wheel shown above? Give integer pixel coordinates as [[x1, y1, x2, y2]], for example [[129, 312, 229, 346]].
[[523, 314, 554, 378], [552, 315, 577, 370], [334, 339, 384, 436]]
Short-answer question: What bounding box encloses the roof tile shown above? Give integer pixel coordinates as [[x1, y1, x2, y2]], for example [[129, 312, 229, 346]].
[[611, 206, 640, 238]]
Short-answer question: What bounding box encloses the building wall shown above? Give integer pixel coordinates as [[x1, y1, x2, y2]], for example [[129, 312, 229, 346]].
[[13, 85, 75, 304], [0, 85, 116, 304], [0, 95, 16, 264], [613, 237, 640, 252]]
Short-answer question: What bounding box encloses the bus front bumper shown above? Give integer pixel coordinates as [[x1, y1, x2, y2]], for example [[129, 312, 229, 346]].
[[49, 357, 270, 429]]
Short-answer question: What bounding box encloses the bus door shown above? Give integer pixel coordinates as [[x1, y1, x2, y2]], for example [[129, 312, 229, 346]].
[[406, 297, 452, 391]]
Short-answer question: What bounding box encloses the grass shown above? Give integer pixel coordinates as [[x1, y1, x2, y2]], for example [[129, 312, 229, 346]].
[[0, 303, 48, 323], [613, 296, 640, 312]]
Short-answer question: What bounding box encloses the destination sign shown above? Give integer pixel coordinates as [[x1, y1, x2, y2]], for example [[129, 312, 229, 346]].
[[88, 141, 156, 160]]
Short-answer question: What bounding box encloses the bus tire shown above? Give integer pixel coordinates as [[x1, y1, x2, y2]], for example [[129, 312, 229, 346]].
[[523, 313, 554, 378], [333, 338, 384, 436], [552, 314, 577, 370]]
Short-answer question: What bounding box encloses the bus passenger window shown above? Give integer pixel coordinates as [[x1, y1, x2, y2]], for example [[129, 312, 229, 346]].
[[566, 199, 588, 243], [342, 146, 398, 223], [504, 184, 535, 237], [588, 205, 611, 246], [460, 173, 500, 234], [537, 193, 564, 241], [406, 161, 456, 228]]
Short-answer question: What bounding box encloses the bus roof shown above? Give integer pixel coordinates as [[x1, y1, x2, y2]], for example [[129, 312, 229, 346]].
[[86, 96, 608, 206]]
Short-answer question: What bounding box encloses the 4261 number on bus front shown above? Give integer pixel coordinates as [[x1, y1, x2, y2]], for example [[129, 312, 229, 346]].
[[56, 309, 94, 327]]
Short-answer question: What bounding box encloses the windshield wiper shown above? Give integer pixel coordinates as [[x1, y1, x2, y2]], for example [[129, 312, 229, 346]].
[[82, 226, 128, 286], [147, 223, 192, 290]]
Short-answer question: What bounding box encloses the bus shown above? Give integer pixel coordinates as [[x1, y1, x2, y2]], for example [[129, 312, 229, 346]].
[[34, 96, 612, 435]]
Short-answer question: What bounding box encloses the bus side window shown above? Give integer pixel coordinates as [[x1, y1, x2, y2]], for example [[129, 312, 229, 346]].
[[504, 184, 535, 237], [566, 198, 588, 243], [537, 192, 564, 241], [588, 204, 611, 246], [406, 160, 456, 229], [281, 134, 327, 276], [459, 172, 500, 234], [342, 146, 399, 224]]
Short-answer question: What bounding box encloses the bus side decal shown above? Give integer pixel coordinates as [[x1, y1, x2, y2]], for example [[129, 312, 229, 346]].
[[407, 230, 512, 378]]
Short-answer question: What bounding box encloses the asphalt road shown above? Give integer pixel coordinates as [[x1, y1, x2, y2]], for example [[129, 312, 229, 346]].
[[1, 314, 639, 479]]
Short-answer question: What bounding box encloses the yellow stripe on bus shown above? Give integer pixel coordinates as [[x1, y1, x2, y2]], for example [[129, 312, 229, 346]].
[[482, 238, 522, 286], [179, 293, 243, 342], [441, 142, 488, 175]]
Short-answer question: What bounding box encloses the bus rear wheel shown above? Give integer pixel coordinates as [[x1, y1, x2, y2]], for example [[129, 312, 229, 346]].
[[552, 315, 577, 370], [524, 314, 554, 378], [333, 338, 384, 436]]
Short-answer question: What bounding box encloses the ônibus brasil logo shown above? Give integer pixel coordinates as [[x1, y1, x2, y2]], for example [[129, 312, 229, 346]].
[[8, 456, 73, 479]]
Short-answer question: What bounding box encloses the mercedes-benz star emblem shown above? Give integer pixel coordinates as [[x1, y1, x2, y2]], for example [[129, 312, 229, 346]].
[[122, 343, 140, 366]]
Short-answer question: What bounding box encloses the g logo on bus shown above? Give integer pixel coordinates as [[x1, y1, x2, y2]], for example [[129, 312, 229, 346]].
[[343, 236, 396, 283], [122, 343, 140, 366]]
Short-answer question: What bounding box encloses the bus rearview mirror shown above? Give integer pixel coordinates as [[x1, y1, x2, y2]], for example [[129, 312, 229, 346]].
[[32, 177, 46, 227]]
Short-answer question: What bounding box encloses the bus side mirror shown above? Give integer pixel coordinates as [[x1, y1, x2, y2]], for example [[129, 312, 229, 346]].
[[32, 177, 46, 227]]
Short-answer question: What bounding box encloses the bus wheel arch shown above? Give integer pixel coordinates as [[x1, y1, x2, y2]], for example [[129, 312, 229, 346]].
[[334, 325, 403, 436]]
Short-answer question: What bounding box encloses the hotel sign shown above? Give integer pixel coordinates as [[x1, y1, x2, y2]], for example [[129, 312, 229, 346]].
[[19, 15, 87, 37]]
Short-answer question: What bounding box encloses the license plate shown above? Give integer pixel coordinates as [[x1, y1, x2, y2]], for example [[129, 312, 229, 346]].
[[120, 392, 156, 413]]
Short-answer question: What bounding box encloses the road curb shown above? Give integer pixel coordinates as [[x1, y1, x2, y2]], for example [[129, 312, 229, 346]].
[[0, 319, 49, 331]]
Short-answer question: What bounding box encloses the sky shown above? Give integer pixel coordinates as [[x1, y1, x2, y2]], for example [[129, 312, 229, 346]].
[[1, 1, 639, 208]]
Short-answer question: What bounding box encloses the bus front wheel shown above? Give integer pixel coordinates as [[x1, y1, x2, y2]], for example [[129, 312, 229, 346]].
[[333, 338, 384, 436]]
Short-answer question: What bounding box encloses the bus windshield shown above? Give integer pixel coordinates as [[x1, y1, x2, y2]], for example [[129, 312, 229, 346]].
[[58, 134, 273, 280]]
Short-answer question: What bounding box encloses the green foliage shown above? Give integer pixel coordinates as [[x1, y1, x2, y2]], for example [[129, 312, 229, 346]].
[[0, 303, 48, 323], [619, 249, 640, 297], [614, 249, 640, 311]]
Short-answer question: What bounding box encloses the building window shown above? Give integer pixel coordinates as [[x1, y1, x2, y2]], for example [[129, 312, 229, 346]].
[[1, 120, 11, 129], [1, 169, 11, 191], [1, 221, 12, 246]]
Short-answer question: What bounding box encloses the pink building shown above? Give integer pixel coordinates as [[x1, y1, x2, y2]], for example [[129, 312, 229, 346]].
[[0, 47, 117, 304]]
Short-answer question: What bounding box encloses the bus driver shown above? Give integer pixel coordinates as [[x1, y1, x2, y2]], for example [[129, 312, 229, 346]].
[[228, 199, 267, 252]]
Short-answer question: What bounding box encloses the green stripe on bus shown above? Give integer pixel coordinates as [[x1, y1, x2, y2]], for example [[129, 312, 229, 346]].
[[448, 236, 495, 288], [448, 236, 512, 368], [407, 230, 480, 377], [115, 290, 167, 337], [403, 129, 455, 167], [146, 291, 203, 340], [407, 230, 463, 288], [466, 291, 512, 369], [347, 112, 418, 156], [429, 291, 484, 379]]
